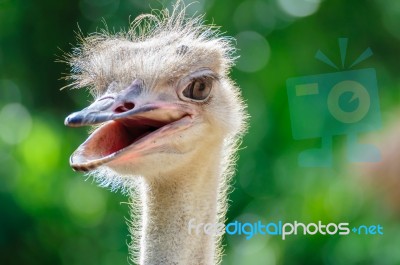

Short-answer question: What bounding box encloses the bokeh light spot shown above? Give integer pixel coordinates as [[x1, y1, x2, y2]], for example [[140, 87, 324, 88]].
[[254, 1, 277, 30], [19, 118, 60, 173], [235, 31, 270, 73], [0, 79, 21, 103], [376, 0, 400, 40], [65, 178, 107, 227], [233, 1, 258, 31], [233, 1, 276, 33], [14, 119, 62, 208], [278, 0, 321, 18], [0, 103, 32, 145]]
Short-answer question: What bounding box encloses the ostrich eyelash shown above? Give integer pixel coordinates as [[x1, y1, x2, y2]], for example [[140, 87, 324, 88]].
[[179, 68, 219, 91], [187, 68, 220, 81]]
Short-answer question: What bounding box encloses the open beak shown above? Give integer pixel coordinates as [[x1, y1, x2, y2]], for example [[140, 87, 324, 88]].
[[65, 79, 194, 172]]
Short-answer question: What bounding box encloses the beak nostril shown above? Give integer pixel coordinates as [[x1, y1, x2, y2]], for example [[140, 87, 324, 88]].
[[124, 102, 135, 110], [115, 102, 135, 113]]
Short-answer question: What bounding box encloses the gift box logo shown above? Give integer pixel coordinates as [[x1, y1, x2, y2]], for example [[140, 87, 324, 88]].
[[287, 38, 381, 167]]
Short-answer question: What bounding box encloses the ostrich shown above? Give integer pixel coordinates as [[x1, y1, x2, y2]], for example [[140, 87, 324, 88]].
[[64, 3, 247, 265]]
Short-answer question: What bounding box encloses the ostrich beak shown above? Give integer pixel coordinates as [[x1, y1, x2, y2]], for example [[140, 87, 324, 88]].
[[65, 79, 173, 127], [65, 79, 195, 172]]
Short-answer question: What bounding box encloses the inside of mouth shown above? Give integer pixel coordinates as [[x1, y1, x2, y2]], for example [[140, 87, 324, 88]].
[[74, 119, 167, 163]]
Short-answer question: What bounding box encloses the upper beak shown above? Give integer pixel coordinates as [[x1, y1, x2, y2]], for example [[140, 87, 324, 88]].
[[65, 79, 193, 127], [65, 102, 165, 127], [65, 79, 147, 127]]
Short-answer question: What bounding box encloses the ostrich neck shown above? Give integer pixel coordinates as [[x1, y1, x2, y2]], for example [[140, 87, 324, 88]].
[[137, 151, 222, 265]]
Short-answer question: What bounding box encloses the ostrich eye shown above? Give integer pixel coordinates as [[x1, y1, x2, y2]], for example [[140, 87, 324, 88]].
[[182, 79, 212, 101]]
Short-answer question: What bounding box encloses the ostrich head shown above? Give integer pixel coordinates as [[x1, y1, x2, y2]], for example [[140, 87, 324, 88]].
[[64, 6, 247, 187]]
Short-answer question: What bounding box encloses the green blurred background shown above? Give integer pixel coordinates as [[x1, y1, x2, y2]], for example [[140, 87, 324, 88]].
[[1, 0, 399, 264]]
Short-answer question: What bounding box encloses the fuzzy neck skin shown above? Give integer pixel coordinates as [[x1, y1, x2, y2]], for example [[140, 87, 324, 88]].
[[136, 149, 222, 265]]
